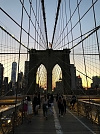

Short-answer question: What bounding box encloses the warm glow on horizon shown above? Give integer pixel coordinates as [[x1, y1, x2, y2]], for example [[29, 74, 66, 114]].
[[36, 64, 62, 89], [36, 64, 47, 88], [52, 64, 62, 89]]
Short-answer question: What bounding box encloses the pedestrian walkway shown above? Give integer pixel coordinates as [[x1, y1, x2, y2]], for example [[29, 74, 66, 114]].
[[12, 100, 100, 134]]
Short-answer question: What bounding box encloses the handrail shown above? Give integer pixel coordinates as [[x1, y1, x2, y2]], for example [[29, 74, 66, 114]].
[[0, 103, 21, 113]]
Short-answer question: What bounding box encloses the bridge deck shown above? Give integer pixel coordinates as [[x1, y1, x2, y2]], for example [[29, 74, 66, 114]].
[[11, 100, 100, 134]]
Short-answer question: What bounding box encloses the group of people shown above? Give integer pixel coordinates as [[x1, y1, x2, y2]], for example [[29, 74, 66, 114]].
[[23, 92, 41, 122], [23, 93, 54, 121], [23, 93, 76, 122], [42, 93, 54, 120]]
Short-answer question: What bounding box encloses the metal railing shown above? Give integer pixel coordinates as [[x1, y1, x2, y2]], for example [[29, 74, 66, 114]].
[[66, 98, 100, 125], [0, 103, 22, 134]]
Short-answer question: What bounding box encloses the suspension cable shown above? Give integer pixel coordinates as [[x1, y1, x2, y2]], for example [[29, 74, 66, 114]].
[[52, 0, 62, 45], [0, 7, 45, 49], [41, 0, 48, 48]]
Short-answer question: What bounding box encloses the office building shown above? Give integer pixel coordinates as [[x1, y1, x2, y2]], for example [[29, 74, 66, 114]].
[[0, 63, 4, 88], [70, 64, 76, 90], [11, 62, 17, 84]]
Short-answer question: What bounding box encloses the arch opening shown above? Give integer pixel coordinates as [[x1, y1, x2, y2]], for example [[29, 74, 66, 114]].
[[52, 64, 63, 94], [36, 64, 47, 93]]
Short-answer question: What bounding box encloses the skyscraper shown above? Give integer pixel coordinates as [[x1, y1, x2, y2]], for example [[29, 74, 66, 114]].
[[70, 64, 76, 90], [11, 62, 17, 85], [76, 75, 82, 89], [24, 61, 29, 82], [0, 63, 4, 88]]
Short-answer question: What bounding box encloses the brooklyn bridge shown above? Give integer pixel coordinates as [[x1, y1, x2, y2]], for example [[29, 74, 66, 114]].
[[0, 0, 100, 133]]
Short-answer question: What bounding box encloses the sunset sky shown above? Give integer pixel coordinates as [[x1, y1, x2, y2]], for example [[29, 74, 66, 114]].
[[0, 0, 100, 89]]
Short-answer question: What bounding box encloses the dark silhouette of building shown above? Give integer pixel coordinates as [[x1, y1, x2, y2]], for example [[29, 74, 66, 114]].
[[11, 62, 17, 85], [91, 76, 100, 89], [0, 63, 4, 88], [76, 75, 82, 89], [28, 49, 71, 95]]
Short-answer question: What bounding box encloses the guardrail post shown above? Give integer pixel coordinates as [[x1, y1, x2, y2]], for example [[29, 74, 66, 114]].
[[0, 112, 5, 134], [98, 108, 100, 125], [77, 101, 79, 116]]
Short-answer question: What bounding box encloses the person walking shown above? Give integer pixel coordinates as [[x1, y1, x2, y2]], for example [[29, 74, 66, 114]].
[[70, 95, 76, 110], [38, 92, 41, 109], [32, 93, 38, 115], [63, 96, 66, 114], [56, 94, 59, 102], [42, 94, 48, 120], [48, 95, 54, 115], [26, 96, 33, 122], [57, 96, 64, 117]]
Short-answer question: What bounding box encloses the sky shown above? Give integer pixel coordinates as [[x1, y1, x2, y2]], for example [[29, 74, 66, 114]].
[[0, 0, 100, 89]]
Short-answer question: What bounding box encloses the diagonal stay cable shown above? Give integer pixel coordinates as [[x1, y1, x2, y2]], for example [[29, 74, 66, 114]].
[[25, 56, 47, 95], [55, 54, 93, 81], [0, 25, 30, 50], [54, 0, 98, 50], [54, 55, 93, 96], [53, 0, 82, 48], [0, 7, 45, 49], [29, 0, 47, 46], [41, 0, 48, 48], [51, 0, 62, 46], [56, 25, 100, 50], [19, 0, 47, 49], [70, 25, 100, 50]]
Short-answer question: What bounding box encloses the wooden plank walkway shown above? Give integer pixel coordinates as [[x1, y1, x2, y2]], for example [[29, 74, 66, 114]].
[[10, 100, 100, 134]]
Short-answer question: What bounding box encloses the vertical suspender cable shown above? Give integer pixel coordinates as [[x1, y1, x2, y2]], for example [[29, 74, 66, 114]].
[[69, 0, 75, 64], [77, 0, 89, 95], [13, 0, 24, 133], [64, 0, 69, 48], [27, 0, 32, 60], [91, 0, 100, 61], [52, 0, 62, 46], [41, 0, 48, 49]]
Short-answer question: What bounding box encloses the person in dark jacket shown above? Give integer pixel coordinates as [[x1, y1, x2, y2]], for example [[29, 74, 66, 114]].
[[57, 96, 64, 117], [42, 94, 48, 120], [32, 93, 38, 115], [63, 96, 66, 114], [70, 95, 76, 110], [48, 95, 54, 115], [38, 92, 41, 109]]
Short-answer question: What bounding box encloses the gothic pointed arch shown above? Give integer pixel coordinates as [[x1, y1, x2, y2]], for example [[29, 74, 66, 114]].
[[28, 49, 71, 94], [36, 64, 47, 93], [52, 64, 63, 93]]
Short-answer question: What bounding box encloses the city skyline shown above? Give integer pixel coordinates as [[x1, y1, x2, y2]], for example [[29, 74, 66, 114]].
[[0, 60, 100, 90], [0, 0, 100, 89]]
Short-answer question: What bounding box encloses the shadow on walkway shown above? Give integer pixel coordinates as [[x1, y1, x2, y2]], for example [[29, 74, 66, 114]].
[[10, 99, 100, 134]]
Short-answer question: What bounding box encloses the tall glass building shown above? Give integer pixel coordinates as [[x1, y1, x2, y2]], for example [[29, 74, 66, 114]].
[[11, 62, 17, 84], [0, 63, 4, 88]]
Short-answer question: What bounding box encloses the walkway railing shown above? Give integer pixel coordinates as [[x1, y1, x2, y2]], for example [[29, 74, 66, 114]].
[[0, 103, 22, 134], [1, 97, 100, 134], [66, 97, 100, 125]]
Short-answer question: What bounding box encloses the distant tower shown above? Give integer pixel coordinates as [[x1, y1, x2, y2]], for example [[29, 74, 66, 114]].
[[70, 64, 76, 90], [11, 62, 17, 85], [76, 75, 82, 89], [0, 63, 4, 88], [4, 77, 8, 92], [24, 61, 29, 83]]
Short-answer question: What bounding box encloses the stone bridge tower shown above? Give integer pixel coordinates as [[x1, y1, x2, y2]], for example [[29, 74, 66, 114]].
[[28, 49, 71, 95]]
